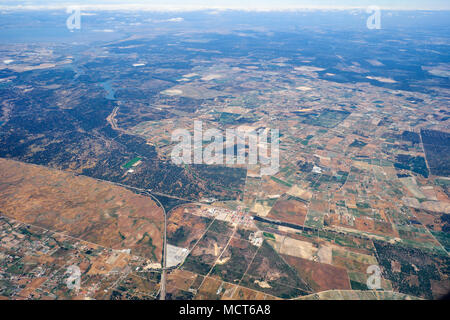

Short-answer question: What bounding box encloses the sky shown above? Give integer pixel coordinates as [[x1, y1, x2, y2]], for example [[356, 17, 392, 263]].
[[0, 0, 449, 11]]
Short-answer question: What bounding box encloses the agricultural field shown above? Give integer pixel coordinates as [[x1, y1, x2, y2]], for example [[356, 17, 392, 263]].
[[0, 9, 449, 301]]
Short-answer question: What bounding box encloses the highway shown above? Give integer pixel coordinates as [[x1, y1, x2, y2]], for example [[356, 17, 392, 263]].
[[7, 161, 190, 300], [160, 204, 167, 300], [142, 191, 167, 300]]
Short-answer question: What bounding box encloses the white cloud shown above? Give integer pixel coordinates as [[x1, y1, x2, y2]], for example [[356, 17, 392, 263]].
[[93, 29, 115, 32], [166, 17, 184, 22]]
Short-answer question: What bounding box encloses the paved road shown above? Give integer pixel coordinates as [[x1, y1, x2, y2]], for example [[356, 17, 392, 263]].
[[5, 160, 195, 300], [143, 191, 167, 300], [160, 204, 167, 300]]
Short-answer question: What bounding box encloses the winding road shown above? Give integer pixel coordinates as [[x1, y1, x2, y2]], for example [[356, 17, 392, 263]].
[[142, 191, 167, 300]]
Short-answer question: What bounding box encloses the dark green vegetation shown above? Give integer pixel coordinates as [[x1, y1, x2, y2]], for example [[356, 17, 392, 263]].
[[394, 155, 429, 178], [374, 241, 450, 299], [350, 280, 370, 291], [263, 232, 276, 239], [0, 66, 245, 201], [270, 176, 293, 187], [166, 290, 195, 300], [349, 139, 368, 148], [421, 130, 450, 177], [208, 220, 234, 236], [182, 231, 230, 276], [210, 239, 258, 283], [431, 231, 450, 253], [181, 254, 213, 276], [297, 109, 351, 128], [297, 160, 314, 173], [402, 131, 421, 145], [154, 194, 190, 213], [168, 227, 189, 247], [122, 157, 142, 169], [240, 241, 310, 298]]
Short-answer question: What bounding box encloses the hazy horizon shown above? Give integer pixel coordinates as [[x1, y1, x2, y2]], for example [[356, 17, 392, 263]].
[[1, 0, 450, 11]]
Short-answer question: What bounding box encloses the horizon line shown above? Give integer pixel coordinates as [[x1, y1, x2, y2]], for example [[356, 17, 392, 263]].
[[1, 4, 450, 12]]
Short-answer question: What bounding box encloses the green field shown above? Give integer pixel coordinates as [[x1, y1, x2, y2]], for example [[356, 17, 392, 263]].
[[122, 157, 142, 169], [271, 176, 293, 187]]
